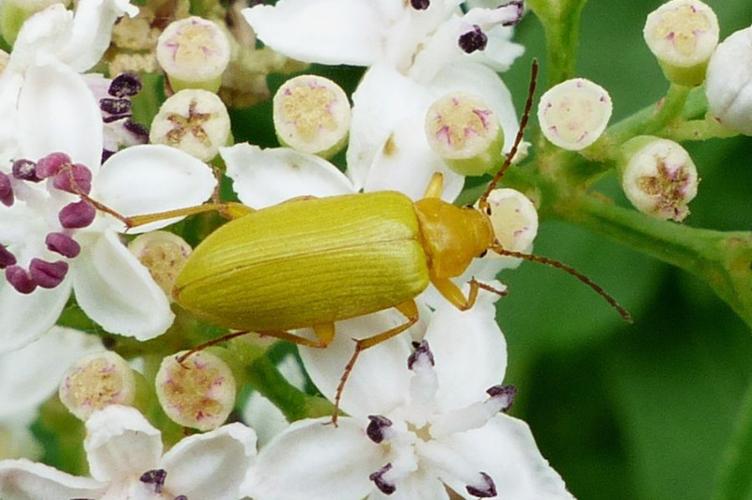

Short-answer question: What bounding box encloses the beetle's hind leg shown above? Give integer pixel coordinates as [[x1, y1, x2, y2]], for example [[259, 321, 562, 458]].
[[333, 300, 420, 426]]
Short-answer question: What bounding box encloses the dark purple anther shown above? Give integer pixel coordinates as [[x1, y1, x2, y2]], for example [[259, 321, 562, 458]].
[[369, 464, 396, 495], [0, 245, 16, 268], [366, 415, 393, 443], [52, 164, 92, 195], [29, 259, 68, 289], [46, 232, 81, 258], [466, 472, 497, 498], [109, 73, 142, 98], [0, 173, 13, 207], [174, 496, 188, 500], [124, 119, 150, 142], [11, 159, 39, 182], [410, 0, 430, 9], [5, 266, 36, 294], [59, 200, 96, 229], [100, 98, 132, 115], [458, 25, 488, 54], [140, 469, 167, 494], [501, 0, 524, 26], [487, 384, 517, 412], [407, 340, 434, 370], [36, 152, 71, 178]]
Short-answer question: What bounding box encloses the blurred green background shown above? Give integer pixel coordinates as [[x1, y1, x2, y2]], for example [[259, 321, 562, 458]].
[[231, 1, 752, 498]]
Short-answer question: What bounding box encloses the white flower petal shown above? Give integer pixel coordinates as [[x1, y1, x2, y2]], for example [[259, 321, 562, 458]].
[[246, 417, 383, 500], [243, 0, 389, 66], [346, 64, 431, 190], [17, 62, 103, 172], [367, 471, 449, 500], [243, 392, 289, 448], [0, 417, 44, 460], [364, 113, 464, 202], [84, 405, 162, 482], [72, 230, 174, 340], [0, 72, 23, 164], [0, 459, 105, 500], [221, 144, 355, 208], [0, 326, 103, 418], [299, 309, 418, 419], [426, 289, 507, 413], [438, 415, 574, 500], [95, 144, 217, 234], [162, 423, 256, 500], [429, 62, 520, 155], [6, 5, 73, 72], [0, 278, 72, 354], [58, 0, 139, 72]]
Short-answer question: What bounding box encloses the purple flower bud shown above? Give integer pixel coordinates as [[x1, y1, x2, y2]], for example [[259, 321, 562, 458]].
[[140, 469, 167, 494], [36, 152, 71, 178], [29, 258, 68, 289], [407, 340, 434, 370], [46, 232, 81, 258], [5, 266, 36, 294], [410, 0, 430, 9], [369, 464, 396, 495], [11, 159, 39, 182], [366, 415, 393, 444], [59, 200, 96, 229], [458, 25, 488, 54], [0, 245, 16, 268], [0, 173, 13, 207], [52, 164, 92, 195], [124, 119, 149, 142], [466, 472, 497, 498], [109, 73, 142, 98], [100, 97, 132, 115]]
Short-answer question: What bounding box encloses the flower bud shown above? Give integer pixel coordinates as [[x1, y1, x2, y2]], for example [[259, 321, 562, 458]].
[[156, 16, 231, 92], [424, 92, 504, 176], [620, 136, 698, 222], [156, 350, 237, 431], [59, 351, 137, 421], [0, 0, 71, 45], [482, 188, 538, 252], [643, 0, 719, 87], [538, 78, 612, 151], [273, 75, 351, 159], [128, 231, 192, 298], [705, 26, 752, 135], [149, 89, 231, 162]]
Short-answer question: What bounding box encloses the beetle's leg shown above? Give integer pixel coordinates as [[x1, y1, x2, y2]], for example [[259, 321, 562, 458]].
[[333, 300, 419, 425], [431, 277, 508, 311], [423, 172, 445, 199]]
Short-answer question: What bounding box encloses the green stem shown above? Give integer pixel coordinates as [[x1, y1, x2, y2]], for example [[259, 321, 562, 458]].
[[528, 0, 588, 85], [663, 117, 739, 142], [712, 382, 752, 500]]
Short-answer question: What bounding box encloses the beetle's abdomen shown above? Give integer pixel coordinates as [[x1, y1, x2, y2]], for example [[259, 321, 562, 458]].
[[175, 192, 430, 331]]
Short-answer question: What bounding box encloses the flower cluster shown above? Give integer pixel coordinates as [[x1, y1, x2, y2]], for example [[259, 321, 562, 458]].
[[0, 0, 750, 499]]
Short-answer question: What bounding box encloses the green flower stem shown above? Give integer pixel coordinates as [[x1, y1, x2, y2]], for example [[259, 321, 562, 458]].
[[554, 193, 752, 329], [245, 354, 336, 422], [712, 381, 752, 500], [663, 117, 739, 142], [528, 0, 588, 85]]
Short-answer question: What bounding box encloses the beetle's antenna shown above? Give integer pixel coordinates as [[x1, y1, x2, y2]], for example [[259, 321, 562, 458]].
[[177, 330, 252, 365], [490, 243, 633, 323], [478, 59, 539, 211]]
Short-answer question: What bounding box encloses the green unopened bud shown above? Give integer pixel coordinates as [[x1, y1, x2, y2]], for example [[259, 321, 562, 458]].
[[59, 351, 138, 421], [150, 89, 231, 162], [424, 92, 504, 176], [273, 75, 351, 158], [156, 16, 231, 92], [0, 0, 71, 45], [538, 78, 612, 151], [128, 231, 192, 298], [620, 136, 699, 222], [643, 0, 719, 87], [156, 350, 236, 431]]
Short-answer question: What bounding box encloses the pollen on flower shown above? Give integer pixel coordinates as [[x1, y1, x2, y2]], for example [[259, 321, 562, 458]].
[[273, 75, 351, 158], [129, 231, 193, 298], [59, 351, 137, 420], [644, 1, 718, 63], [156, 350, 236, 431], [458, 25, 488, 54]]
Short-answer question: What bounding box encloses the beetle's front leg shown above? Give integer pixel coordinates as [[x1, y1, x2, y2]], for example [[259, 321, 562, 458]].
[[431, 277, 508, 311]]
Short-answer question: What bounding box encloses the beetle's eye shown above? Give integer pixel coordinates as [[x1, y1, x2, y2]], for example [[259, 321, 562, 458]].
[[485, 206, 492, 215], [478, 249, 488, 258]]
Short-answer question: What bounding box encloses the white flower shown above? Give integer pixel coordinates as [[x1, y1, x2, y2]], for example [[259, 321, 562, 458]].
[[0, 405, 257, 500], [0, 63, 216, 352], [243, 0, 525, 198], [0, 326, 103, 459], [244, 289, 572, 500], [705, 26, 752, 135]]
